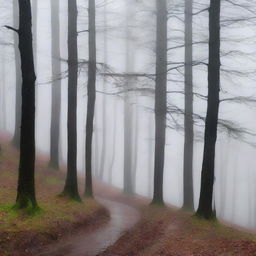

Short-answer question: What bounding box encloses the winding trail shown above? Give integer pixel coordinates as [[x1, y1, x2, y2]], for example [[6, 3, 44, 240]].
[[38, 196, 141, 256]]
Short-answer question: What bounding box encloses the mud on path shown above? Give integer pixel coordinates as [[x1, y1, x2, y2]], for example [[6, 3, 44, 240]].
[[37, 184, 144, 256]]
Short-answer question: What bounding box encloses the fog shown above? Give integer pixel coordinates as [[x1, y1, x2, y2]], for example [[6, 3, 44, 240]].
[[1, 0, 256, 231]]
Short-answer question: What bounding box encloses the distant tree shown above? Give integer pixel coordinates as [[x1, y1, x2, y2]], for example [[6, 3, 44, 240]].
[[196, 0, 221, 219], [49, 0, 61, 170], [62, 0, 81, 201], [12, 0, 22, 148], [85, 0, 96, 197], [182, 0, 194, 212], [152, 0, 167, 205], [123, 0, 136, 195], [98, 0, 108, 180], [13, 0, 38, 209], [0, 49, 6, 132]]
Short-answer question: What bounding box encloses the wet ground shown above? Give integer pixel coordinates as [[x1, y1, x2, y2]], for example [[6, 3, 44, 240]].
[[38, 196, 141, 256]]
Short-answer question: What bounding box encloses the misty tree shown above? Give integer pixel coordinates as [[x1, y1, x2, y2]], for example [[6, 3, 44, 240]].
[[196, 0, 221, 220], [123, 0, 136, 195], [182, 0, 194, 212], [85, 0, 97, 197], [152, 0, 167, 205], [98, 0, 108, 180], [62, 0, 81, 201], [9, 0, 38, 209], [49, 0, 61, 170]]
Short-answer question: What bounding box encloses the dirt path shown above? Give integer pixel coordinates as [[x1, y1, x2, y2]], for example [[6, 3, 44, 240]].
[[37, 195, 141, 256]]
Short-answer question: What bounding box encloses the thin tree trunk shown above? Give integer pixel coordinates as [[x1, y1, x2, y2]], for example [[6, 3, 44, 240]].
[[12, 0, 22, 147], [85, 0, 96, 197], [132, 96, 139, 192], [151, 0, 167, 205], [108, 96, 118, 184], [123, 0, 134, 195], [148, 111, 154, 197], [15, 0, 37, 209], [196, 0, 221, 219], [0, 51, 6, 131], [99, 1, 108, 180], [49, 0, 61, 170], [62, 0, 81, 201], [182, 0, 194, 212]]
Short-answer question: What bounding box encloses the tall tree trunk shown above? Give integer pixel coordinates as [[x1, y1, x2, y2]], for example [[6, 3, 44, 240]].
[[148, 111, 154, 197], [151, 0, 167, 205], [108, 96, 117, 184], [49, 0, 61, 170], [85, 0, 96, 197], [123, 0, 134, 195], [196, 0, 221, 219], [15, 0, 38, 209], [132, 95, 139, 192], [182, 0, 194, 211], [0, 50, 6, 131], [99, 1, 107, 180], [12, 0, 22, 148], [62, 0, 80, 201]]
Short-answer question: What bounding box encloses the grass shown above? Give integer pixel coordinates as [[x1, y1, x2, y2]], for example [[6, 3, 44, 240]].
[[0, 136, 107, 255]]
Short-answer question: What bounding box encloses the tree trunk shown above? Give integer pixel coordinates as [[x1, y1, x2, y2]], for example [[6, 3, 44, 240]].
[[108, 95, 118, 184], [123, 0, 135, 195], [85, 0, 96, 197], [0, 50, 6, 131], [15, 0, 37, 209], [182, 0, 194, 212], [62, 0, 80, 201], [196, 0, 221, 219], [151, 0, 167, 205], [12, 0, 22, 148], [99, 1, 107, 180], [132, 95, 139, 192], [49, 0, 61, 170]]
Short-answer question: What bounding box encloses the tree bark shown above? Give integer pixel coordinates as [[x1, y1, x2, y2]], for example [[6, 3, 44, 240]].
[[49, 0, 61, 170], [12, 0, 22, 148], [182, 0, 194, 212], [15, 0, 38, 209], [99, 1, 107, 180], [123, 0, 135, 195], [151, 0, 167, 205], [85, 0, 96, 197], [62, 0, 81, 201], [108, 95, 118, 184], [196, 0, 221, 219]]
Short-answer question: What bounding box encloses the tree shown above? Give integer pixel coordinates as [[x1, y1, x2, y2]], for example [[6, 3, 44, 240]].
[[14, 0, 38, 209], [98, 0, 108, 180], [49, 0, 61, 170], [62, 0, 81, 201], [196, 0, 221, 219], [85, 0, 96, 197], [151, 0, 167, 205], [12, 0, 22, 148], [182, 0, 194, 212], [123, 0, 136, 195]]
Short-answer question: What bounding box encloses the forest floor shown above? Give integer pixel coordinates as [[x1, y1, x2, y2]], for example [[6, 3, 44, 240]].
[[2, 134, 256, 255], [0, 134, 109, 256], [100, 203, 256, 256]]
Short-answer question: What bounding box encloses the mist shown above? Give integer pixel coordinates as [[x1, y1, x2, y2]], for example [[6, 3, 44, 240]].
[[1, 0, 256, 255]]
